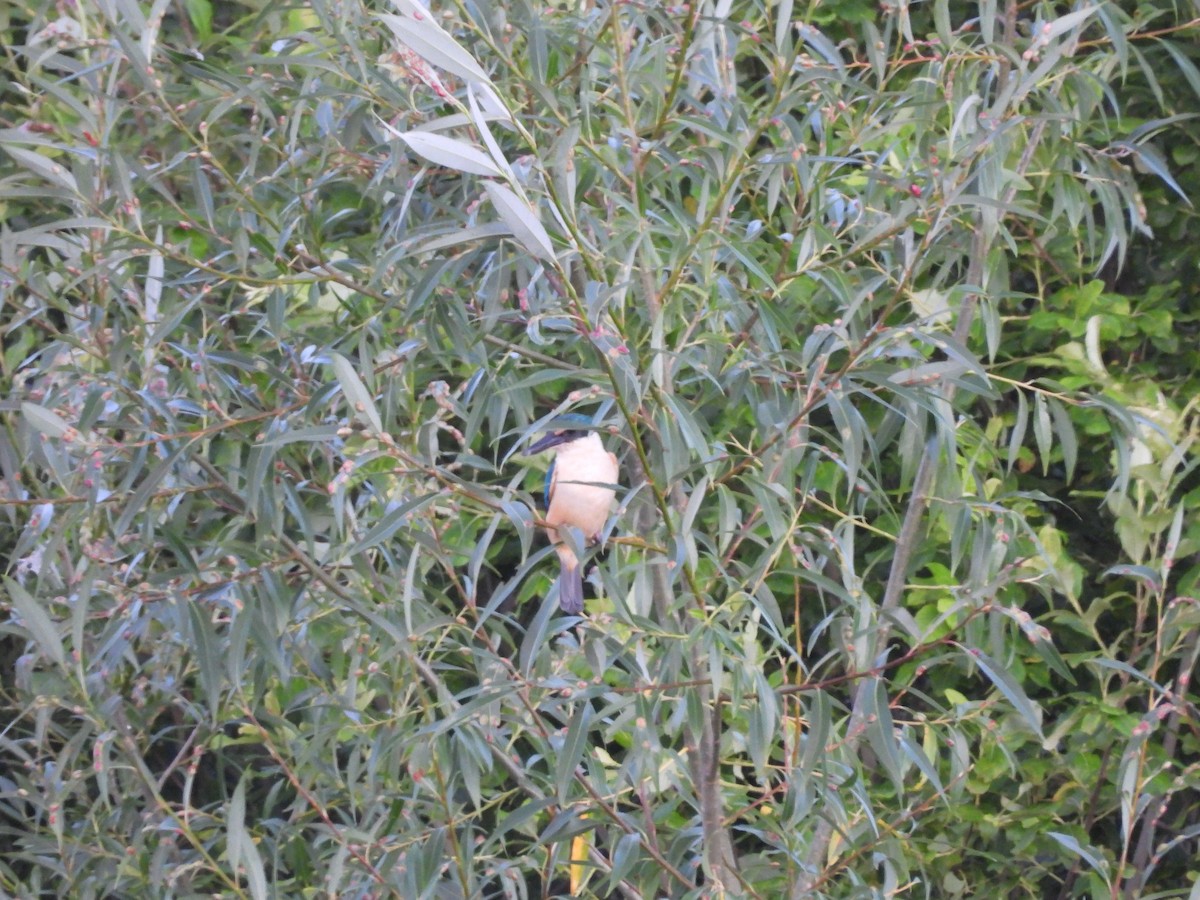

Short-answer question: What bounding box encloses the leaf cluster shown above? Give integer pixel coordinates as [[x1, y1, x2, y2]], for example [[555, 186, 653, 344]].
[[2, 0, 1199, 897]]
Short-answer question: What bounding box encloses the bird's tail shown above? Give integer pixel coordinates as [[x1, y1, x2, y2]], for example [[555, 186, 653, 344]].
[[555, 545, 585, 614]]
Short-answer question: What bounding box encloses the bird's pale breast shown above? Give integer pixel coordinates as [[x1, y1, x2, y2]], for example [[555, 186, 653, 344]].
[[546, 434, 618, 537]]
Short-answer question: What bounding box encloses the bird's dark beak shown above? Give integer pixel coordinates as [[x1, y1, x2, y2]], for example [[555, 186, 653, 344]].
[[525, 430, 573, 455]]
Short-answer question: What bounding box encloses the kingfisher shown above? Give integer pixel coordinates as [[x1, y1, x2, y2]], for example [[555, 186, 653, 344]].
[[524, 415, 619, 614]]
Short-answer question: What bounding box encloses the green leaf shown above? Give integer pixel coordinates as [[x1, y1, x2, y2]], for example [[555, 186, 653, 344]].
[[795, 23, 845, 76], [330, 352, 384, 434], [607, 831, 642, 891], [1118, 140, 1192, 206], [1047, 831, 1111, 885], [408, 222, 513, 256], [555, 701, 592, 804], [899, 731, 945, 798], [483, 181, 556, 261], [467, 84, 515, 180], [1006, 389, 1028, 476], [5, 577, 65, 668], [1101, 564, 1161, 592], [3, 145, 79, 192], [378, 9, 491, 85], [227, 777, 269, 900], [1047, 396, 1077, 482], [1041, 5, 1099, 42], [863, 677, 904, 793], [113, 442, 191, 538], [349, 492, 440, 554], [388, 125, 504, 178], [185, 0, 213, 39], [774, 0, 794, 51], [1033, 392, 1052, 475], [959, 644, 1045, 739], [22, 402, 71, 439], [187, 600, 224, 727]]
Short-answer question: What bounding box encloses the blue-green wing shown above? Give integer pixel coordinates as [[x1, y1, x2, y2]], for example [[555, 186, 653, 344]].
[[542, 459, 555, 511]]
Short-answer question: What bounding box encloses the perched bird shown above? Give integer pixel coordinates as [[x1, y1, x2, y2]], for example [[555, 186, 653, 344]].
[[525, 416, 619, 613]]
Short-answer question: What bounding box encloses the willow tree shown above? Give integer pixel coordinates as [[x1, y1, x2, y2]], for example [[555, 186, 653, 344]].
[[2, 0, 1197, 896]]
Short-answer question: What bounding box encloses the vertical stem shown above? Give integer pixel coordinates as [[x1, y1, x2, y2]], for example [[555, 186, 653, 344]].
[[792, 435, 939, 897]]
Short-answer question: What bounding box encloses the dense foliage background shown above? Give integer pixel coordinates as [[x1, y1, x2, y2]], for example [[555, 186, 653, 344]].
[[2, 0, 1199, 896]]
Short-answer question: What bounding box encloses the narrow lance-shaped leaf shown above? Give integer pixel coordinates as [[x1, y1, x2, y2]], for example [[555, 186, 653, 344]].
[[1159, 44, 1200, 104], [1088, 658, 1168, 693], [143, 226, 164, 369], [519, 581, 556, 676], [5, 577, 65, 667], [680, 475, 709, 571], [1101, 564, 1161, 592], [409, 222, 513, 257], [378, 8, 491, 85], [795, 690, 832, 787], [1164, 504, 1185, 585], [555, 701, 593, 805], [1041, 5, 1099, 42], [1007, 388, 1028, 475], [1047, 396, 1077, 482], [348, 492, 440, 554], [748, 670, 779, 775], [144, 226, 163, 326], [113, 442, 190, 538], [774, 0, 793, 51], [3, 145, 79, 192], [483, 181, 556, 261], [1118, 718, 1153, 845], [331, 352, 384, 434], [468, 84, 515, 181], [605, 831, 641, 893], [22, 402, 71, 439], [1046, 832, 1112, 886], [933, 0, 952, 45], [227, 776, 269, 900], [1033, 392, 1052, 475], [185, 0, 213, 39], [958, 644, 1045, 739], [795, 23, 845, 76], [380, 120, 503, 178], [1111, 140, 1192, 206], [899, 731, 945, 798], [863, 677, 905, 793], [187, 601, 224, 727]]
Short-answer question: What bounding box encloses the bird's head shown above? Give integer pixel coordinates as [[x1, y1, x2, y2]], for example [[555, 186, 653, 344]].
[[524, 413, 598, 456]]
